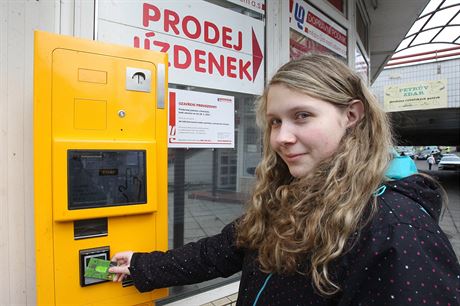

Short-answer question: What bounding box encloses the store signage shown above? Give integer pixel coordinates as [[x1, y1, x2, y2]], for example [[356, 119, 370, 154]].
[[384, 80, 448, 112], [226, 0, 266, 15], [168, 89, 234, 148], [97, 0, 264, 95], [289, 0, 347, 58]]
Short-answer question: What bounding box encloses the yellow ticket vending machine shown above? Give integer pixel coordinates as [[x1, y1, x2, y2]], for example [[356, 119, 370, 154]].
[[34, 31, 168, 305]]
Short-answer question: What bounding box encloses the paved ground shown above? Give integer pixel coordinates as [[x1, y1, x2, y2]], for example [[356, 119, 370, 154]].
[[414, 159, 460, 262]]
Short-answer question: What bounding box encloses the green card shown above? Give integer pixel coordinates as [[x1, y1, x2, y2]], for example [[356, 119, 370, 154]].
[[84, 257, 114, 280]]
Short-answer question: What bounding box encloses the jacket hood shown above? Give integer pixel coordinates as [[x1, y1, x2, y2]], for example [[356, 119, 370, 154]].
[[385, 174, 444, 222]]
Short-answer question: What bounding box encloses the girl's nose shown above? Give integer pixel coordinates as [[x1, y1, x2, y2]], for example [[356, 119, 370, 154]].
[[276, 124, 296, 145]]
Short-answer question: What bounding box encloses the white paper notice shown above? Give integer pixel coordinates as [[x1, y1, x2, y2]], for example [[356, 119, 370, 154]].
[[168, 89, 235, 148]]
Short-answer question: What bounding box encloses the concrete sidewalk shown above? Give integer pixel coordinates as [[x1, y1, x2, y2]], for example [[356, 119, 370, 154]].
[[415, 159, 460, 262]]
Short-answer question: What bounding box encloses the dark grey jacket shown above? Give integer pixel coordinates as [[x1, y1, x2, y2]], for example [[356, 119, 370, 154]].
[[129, 175, 460, 305]]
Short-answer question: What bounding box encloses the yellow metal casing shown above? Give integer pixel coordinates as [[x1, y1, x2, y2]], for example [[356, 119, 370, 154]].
[[34, 31, 168, 305]]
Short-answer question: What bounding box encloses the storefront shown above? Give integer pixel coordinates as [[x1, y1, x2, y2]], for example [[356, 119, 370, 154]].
[[2, 0, 427, 304], [87, 0, 372, 301]]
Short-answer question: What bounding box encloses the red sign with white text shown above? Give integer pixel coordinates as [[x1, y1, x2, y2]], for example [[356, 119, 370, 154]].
[[97, 0, 265, 95], [289, 0, 347, 58]]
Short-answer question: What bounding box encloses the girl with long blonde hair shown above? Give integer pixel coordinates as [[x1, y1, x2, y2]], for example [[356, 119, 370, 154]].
[[236, 53, 393, 294], [110, 54, 460, 305]]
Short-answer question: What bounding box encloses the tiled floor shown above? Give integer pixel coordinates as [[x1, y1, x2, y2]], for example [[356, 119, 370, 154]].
[[200, 292, 238, 306]]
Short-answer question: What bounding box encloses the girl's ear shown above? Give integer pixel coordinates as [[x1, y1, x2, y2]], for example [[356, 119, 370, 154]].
[[346, 100, 364, 128]]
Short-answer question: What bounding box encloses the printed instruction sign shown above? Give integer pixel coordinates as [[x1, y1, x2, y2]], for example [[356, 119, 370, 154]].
[[168, 89, 234, 148]]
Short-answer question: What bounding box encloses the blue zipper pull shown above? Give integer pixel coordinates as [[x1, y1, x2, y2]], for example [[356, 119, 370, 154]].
[[373, 185, 387, 197]]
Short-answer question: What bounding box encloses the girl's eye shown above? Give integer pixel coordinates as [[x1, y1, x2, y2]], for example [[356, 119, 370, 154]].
[[270, 118, 281, 126], [296, 112, 310, 120]]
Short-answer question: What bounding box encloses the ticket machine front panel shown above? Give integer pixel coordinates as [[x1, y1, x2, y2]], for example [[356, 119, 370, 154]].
[[34, 31, 168, 306]]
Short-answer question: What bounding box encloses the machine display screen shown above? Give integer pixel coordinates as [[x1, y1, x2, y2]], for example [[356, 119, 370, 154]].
[[68, 150, 147, 209]]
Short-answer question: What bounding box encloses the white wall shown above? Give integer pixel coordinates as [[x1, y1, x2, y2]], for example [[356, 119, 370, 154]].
[[1, 1, 58, 304], [0, 0, 95, 304]]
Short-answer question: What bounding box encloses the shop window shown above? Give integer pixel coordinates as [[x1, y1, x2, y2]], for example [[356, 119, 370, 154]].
[[327, 0, 346, 15], [95, 0, 265, 300], [355, 44, 369, 84], [218, 149, 237, 189], [167, 92, 260, 297], [242, 97, 262, 181], [356, 4, 369, 52], [290, 30, 345, 60]]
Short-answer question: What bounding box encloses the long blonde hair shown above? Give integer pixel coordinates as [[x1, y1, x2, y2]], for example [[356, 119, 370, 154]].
[[236, 54, 394, 295]]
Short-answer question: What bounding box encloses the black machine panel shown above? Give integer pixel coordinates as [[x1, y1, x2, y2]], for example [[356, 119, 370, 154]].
[[68, 150, 147, 209]]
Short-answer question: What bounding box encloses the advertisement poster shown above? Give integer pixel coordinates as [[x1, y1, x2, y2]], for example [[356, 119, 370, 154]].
[[289, 0, 347, 59], [168, 89, 234, 148], [97, 0, 264, 95], [384, 80, 448, 112]]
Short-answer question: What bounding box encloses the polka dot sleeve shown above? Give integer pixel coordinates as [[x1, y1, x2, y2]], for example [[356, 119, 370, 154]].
[[128, 221, 244, 292]]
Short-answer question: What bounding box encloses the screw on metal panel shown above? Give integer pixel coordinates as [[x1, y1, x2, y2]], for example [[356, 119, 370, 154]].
[[118, 110, 126, 118]]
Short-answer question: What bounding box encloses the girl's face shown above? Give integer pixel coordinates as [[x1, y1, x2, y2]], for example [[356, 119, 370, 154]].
[[267, 84, 351, 178]]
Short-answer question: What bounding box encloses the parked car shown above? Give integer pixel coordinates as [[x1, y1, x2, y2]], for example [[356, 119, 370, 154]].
[[438, 155, 460, 170], [395, 146, 415, 158], [415, 149, 441, 160], [435, 154, 443, 163], [400, 150, 415, 158]]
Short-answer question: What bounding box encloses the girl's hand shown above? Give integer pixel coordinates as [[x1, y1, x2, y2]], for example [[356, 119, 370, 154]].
[[109, 251, 134, 282]]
